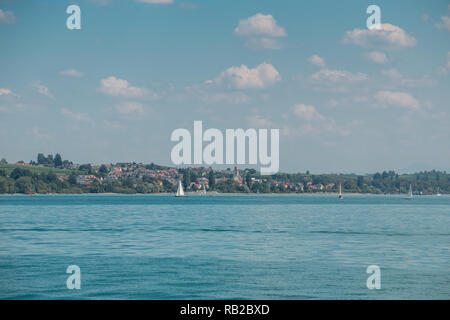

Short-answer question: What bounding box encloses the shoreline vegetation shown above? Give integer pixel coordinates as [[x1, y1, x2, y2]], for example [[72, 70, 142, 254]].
[[0, 154, 448, 195], [1, 192, 447, 196]]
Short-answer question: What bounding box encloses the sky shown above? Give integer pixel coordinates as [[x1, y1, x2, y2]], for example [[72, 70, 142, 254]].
[[0, 0, 449, 173]]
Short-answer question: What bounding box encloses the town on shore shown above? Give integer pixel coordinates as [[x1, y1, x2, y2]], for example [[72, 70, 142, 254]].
[[0, 153, 448, 195]]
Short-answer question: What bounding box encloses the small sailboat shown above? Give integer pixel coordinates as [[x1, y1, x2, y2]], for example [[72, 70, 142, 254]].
[[436, 187, 441, 197], [176, 180, 185, 197], [338, 183, 343, 199], [201, 183, 207, 195], [405, 184, 413, 200]]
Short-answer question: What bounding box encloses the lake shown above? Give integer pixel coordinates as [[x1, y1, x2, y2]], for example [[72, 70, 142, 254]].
[[0, 194, 448, 299]]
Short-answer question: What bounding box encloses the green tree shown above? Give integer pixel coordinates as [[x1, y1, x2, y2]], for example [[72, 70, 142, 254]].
[[45, 171, 58, 183], [0, 176, 8, 193], [15, 176, 33, 193], [10, 168, 32, 180], [0, 158, 7, 164], [357, 176, 364, 188], [37, 153, 46, 165], [245, 173, 252, 188], [35, 181, 49, 194], [46, 154, 54, 166], [122, 177, 134, 188], [54, 153, 62, 167], [79, 164, 92, 174], [183, 170, 191, 190], [208, 170, 215, 190], [68, 174, 77, 185], [99, 164, 108, 176]]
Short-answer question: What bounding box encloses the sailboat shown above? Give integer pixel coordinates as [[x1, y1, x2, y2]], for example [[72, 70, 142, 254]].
[[338, 183, 343, 199], [405, 184, 413, 200], [201, 183, 207, 195], [176, 180, 185, 197], [436, 187, 441, 197]]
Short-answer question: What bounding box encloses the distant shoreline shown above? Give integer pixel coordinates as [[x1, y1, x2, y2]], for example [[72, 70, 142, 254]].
[[0, 192, 446, 196]]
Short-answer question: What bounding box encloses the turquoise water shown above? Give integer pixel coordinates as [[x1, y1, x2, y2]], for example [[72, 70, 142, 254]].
[[0, 194, 449, 299]]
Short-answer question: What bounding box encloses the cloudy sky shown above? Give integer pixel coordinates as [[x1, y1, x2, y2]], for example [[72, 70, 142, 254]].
[[0, 0, 449, 173]]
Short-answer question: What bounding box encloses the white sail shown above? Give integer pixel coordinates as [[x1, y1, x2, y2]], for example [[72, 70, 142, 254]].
[[176, 180, 185, 197], [338, 183, 343, 199], [405, 184, 412, 199], [202, 183, 206, 194]]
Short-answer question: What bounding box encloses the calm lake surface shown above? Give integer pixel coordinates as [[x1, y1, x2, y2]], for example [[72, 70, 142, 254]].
[[0, 194, 449, 299]]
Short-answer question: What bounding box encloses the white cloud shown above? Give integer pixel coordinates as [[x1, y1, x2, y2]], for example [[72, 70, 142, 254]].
[[307, 68, 368, 93], [136, 0, 174, 4], [115, 101, 145, 115], [308, 54, 326, 68], [381, 68, 435, 87], [235, 13, 286, 50], [61, 108, 92, 122], [311, 68, 368, 82], [32, 82, 54, 99], [343, 23, 417, 49], [288, 104, 350, 137], [292, 104, 325, 121], [235, 13, 286, 37], [98, 76, 149, 98], [365, 51, 388, 64], [60, 69, 83, 77], [214, 62, 281, 89], [435, 15, 450, 31], [0, 88, 13, 96], [248, 115, 273, 127], [0, 9, 16, 24], [376, 90, 420, 109]]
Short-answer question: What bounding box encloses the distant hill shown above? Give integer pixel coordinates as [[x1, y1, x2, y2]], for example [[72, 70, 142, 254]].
[[398, 163, 448, 174], [0, 163, 81, 176]]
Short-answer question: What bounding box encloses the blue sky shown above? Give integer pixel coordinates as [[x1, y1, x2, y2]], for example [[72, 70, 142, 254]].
[[0, 0, 449, 173]]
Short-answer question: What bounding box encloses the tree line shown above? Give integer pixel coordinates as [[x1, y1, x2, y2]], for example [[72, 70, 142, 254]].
[[0, 154, 448, 194]]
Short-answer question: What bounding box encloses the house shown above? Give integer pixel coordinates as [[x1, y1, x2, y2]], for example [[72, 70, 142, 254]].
[[76, 175, 100, 186]]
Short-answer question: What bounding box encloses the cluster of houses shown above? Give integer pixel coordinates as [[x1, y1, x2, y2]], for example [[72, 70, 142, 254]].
[[68, 164, 202, 188], [14, 160, 338, 192], [69, 164, 250, 189]]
